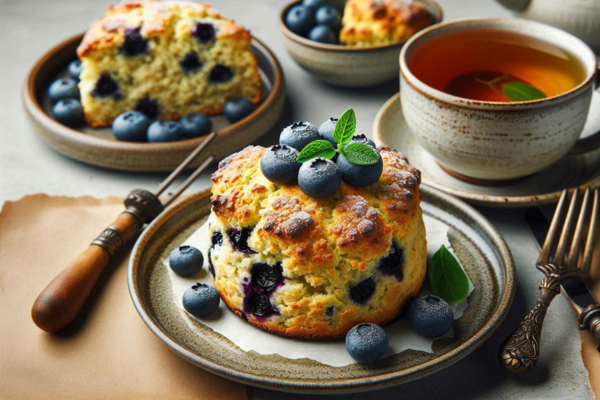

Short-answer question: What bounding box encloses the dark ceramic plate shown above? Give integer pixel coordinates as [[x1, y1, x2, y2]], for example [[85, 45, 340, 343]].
[[128, 186, 515, 394], [22, 33, 285, 171]]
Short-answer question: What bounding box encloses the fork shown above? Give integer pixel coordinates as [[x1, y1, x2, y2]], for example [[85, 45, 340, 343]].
[[499, 187, 599, 374]]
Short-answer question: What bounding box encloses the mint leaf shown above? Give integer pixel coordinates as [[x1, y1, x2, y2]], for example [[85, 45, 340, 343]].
[[296, 140, 336, 163], [332, 108, 356, 145], [428, 245, 469, 303], [342, 143, 379, 165], [502, 82, 546, 102]]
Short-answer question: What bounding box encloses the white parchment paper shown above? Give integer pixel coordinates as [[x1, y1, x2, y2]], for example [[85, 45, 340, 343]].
[[162, 215, 474, 367]]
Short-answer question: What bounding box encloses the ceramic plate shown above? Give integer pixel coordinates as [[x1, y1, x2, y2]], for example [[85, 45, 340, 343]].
[[128, 186, 515, 394], [374, 93, 600, 207], [22, 33, 285, 172]]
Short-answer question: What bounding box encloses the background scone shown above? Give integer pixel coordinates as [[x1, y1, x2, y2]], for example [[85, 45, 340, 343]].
[[207, 145, 427, 339], [77, 1, 261, 127], [340, 0, 434, 47]]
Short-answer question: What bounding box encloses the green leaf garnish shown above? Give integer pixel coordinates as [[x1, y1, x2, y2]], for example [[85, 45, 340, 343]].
[[342, 143, 379, 165], [428, 245, 469, 303], [502, 82, 546, 102], [296, 140, 336, 163], [332, 108, 356, 145]]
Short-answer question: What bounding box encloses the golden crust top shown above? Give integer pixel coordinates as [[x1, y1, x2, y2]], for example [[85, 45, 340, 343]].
[[340, 0, 434, 47]]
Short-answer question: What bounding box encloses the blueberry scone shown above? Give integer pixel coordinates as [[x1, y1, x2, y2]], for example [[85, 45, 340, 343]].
[[207, 145, 427, 339], [77, 1, 261, 127], [340, 0, 434, 47]]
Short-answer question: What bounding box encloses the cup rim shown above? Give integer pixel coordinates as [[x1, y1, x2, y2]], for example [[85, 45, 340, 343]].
[[399, 17, 599, 108]]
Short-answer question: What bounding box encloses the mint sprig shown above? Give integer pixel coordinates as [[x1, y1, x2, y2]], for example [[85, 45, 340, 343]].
[[295, 108, 378, 166], [502, 82, 546, 102], [428, 245, 469, 303]]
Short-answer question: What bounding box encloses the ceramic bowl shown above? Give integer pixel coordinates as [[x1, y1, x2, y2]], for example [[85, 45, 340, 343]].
[[279, 0, 442, 87], [22, 33, 285, 172]]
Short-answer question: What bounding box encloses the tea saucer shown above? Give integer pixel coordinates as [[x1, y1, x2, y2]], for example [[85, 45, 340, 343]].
[[373, 92, 600, 207]]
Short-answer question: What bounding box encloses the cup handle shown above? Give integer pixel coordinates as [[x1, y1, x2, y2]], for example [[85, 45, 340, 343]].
[[570, 69, 600, 155]]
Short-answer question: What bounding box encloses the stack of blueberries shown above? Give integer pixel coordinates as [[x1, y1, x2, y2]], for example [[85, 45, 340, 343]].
[[285, 0, 342, 44]]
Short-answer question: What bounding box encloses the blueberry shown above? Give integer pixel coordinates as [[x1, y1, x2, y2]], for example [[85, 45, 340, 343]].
[[227, 227, 257, 254], [285, 5, 314, 36], [224, 97, 254, 123], [180, 112, 212, 138], [209, 64, 234, 84], [112, 111, 150, 142], [345, 134, 376, 149], [302, 0, 325, 12], [318, 117, 338, 146], [208, 247, 216, 278], [135, 97, 160, 119], [193, 23, 216, 44], [298, 157, 341, 198], [246, 292, 273, 317], [179, 52, 203, 73], [211, 231, 223, 248], [315, 6, 341, 30], [345, 323, 388, 363], [251, 263, 283, 292], [279, 121, 321, 151], [378, 242, 404, 281], [68, 60, 83, 80], [336, 152, 383, 187], [182, 283, 220, 318], [122, 27, 148, 57], [147, 120, 185, 142], [48, 78, 79, 103], [260, 145, 301, 184], [409, 295, 454, 338], [308, 25, 337, 44], [92, 74, 119, 98], [52, 98, 84, 128], [169, 245, 204, 277], [325, 306, 335, 317], [348, 277, 376, 305]]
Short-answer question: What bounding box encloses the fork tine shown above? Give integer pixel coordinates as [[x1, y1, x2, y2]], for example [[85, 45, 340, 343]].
[[554, 188, 581, 266], [538, 189, 569, 265], [580, 189, 599, 275], [566, 188, 592, 269]]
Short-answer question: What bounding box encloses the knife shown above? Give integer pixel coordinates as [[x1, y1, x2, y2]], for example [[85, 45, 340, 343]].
[[525, 207, 600, 351]]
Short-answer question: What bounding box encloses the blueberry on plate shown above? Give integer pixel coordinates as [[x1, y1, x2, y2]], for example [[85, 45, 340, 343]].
[[345, 134, 376, 149], [183, 283, 220, 318], [48, 78, 79, 103], [285, 5, 314, 36], [308, 25, 337, 44], [279, 121, 321, 151], [315, 5, 342, 30], [52, 98, 84, 128], [169, 245, 204, 277], [68, 60, 83, 80], [260, 145, 301, 184], [409, 295, 454, 338], [147, 120, 185, 143], [112, 111, 150, 142], [180, 112, 212, 138], [345, 323, 388, 363], [224, 97, 255, 123], [336, 151, 383, 187], [318, 117, 338, 146], [302, 0, 325, 12], [298, 157, 341, 198]]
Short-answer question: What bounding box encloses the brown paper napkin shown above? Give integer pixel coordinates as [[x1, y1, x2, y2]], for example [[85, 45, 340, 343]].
[[0, 194, 246, 400]]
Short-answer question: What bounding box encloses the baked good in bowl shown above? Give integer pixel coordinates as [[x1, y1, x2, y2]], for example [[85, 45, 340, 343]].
[[340, 0, 435, 47], [207, 145, 426, 339], [77, 1, 262, 127]]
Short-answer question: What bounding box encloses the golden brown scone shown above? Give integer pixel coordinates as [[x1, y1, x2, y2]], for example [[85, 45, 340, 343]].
[[340, 0, 434, 47], [77, 1, 261, 127], [207, 145, 427, 339]]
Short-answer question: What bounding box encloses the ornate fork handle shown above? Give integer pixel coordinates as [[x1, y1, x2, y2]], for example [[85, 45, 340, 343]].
[[499, 268, 563, 374], [579, 305, 600, 352]]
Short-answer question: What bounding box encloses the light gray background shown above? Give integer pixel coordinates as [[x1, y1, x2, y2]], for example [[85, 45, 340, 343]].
[[0, 0, 595, 398]]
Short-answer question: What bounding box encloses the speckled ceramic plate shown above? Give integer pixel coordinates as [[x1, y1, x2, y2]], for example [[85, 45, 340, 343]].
[[374, 93, 600, 207], [22, 33, 285, 172], [128, 186, 515, 394]]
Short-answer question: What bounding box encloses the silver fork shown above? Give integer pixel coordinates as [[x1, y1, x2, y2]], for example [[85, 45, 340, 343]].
[[499, 188, 599, 374]]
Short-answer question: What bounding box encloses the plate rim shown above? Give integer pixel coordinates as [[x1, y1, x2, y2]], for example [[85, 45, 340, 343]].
[[373, 92, 600, 207], [127, 185, 515, 393]]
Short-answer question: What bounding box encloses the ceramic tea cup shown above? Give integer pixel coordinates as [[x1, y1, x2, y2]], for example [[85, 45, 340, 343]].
[[399, 18, 600, 182]]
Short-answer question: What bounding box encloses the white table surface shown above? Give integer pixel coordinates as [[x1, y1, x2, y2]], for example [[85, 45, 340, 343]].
[[0, 0, 595, 398]]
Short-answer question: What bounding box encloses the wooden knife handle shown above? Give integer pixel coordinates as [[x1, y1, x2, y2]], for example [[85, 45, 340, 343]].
[[31, 189, 163, 332]]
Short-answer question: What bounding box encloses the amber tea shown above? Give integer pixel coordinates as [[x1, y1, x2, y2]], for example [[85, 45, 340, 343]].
[[408, 29, 586, 102]]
